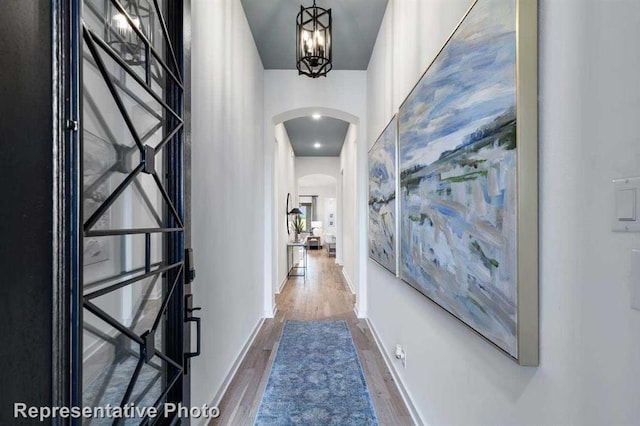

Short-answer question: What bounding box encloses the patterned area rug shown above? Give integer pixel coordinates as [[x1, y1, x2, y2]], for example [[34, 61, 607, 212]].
[[254, 320, 379, 425]]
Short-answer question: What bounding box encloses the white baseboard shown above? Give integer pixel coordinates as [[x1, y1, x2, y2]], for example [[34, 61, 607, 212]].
[[353, 303, 367, 319], [276, 275, 288, 294], [203, 317, 266, 425], [365, 318, 424, 426], [341, 269, 356, 295]]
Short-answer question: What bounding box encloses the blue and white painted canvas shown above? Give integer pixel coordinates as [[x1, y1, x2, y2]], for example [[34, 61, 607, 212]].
[[369, 117, 397, 274], [399, 0, 518, 356]]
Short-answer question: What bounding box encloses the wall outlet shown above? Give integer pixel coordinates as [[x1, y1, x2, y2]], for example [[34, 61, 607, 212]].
[[395, 344, 406, 368]]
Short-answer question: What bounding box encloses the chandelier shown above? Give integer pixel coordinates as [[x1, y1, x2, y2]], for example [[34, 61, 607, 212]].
[[296, 0, 332, 78], [106, 0, 154, 66]]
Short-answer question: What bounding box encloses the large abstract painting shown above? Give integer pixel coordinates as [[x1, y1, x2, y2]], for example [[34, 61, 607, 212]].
[[399, 0, 538, 363], [369, 116, 397, 274]]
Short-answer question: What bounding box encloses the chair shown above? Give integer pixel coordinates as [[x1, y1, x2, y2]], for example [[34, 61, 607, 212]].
[[306, 235, 321, 250], [324, 234, 336, 257]]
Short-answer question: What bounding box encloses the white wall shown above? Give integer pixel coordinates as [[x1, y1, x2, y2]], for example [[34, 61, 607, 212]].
[[339, 125, 359, 296], [367, 0, 640, 424], [274, 124, 296, 293], [295, 156, 340, 182], [190, 0, 265, 411], [264, 70, 368, 316]]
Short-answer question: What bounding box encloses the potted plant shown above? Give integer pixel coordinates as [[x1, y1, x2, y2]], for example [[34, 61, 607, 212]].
[[292, 215, 305, 242]]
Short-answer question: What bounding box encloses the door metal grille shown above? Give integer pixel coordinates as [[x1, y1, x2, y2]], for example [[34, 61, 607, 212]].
[[78, 0, 185, 423]]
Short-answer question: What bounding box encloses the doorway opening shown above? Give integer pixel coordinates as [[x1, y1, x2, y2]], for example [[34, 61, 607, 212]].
[[298, 174, 338, 255], [268, 106, 365, 318]]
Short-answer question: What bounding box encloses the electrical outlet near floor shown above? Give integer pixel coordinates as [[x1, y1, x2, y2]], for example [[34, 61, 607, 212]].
[[395, 344, 407, 368]]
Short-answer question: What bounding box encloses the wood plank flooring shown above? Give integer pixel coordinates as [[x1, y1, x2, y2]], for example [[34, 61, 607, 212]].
[[210, 250, 413, 425]]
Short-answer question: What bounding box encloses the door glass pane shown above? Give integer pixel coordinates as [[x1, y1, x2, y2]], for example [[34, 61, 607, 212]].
[[83, 233, 164, 294], [81, 0, 182, 420], [85, 164, 170, 233], [84, 0, 173, 97]]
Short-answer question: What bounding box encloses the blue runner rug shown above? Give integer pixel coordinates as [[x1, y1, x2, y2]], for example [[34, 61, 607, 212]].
[[254, 320, 379, 426]]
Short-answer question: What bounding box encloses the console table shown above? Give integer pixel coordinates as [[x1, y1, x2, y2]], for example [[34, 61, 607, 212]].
[[287, 240, 308, 280]]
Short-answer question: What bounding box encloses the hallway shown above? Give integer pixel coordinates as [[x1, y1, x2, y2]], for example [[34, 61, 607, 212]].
[[5, 0, 640, 424], [212, 250, 413, 425]]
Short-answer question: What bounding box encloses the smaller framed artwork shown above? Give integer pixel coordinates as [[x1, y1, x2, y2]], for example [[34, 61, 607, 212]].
[[368, 115, 397, 274], [329, 220, 334, 226]]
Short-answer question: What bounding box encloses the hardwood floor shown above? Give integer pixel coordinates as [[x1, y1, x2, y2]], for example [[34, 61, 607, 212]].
[[211, 250, 414, 425]]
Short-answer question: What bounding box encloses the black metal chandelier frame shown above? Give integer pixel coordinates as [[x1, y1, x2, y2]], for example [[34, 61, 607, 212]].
[[296, 0, 332, 78], [105, 0, 155, 66]]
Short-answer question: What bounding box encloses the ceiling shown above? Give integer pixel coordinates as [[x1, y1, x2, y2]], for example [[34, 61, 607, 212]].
[[284, 116, 349, 156], [240, 0, 389, 70]]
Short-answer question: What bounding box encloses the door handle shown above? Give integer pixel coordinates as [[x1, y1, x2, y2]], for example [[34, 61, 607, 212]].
[[185, 314, 201, 359], [184, 294, 202, 374]]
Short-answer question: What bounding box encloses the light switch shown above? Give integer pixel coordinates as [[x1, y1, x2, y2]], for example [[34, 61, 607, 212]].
[[631, 249, 640, 311], [616, 188, 637, 221], [613, 177, 640, 232]]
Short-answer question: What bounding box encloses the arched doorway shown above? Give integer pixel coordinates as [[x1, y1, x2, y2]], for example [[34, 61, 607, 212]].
[[297, 173, 338, 255], [265, 107, 366, 318]]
